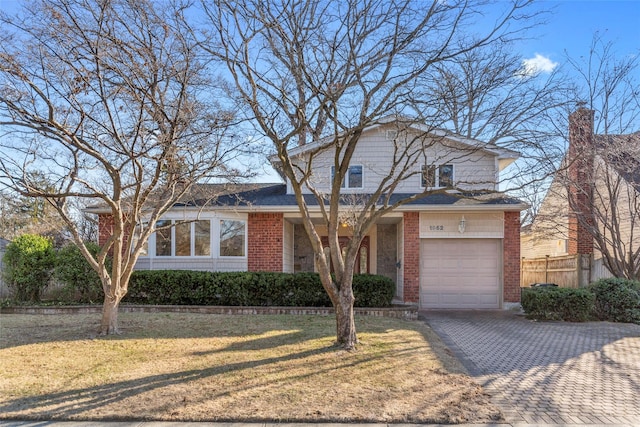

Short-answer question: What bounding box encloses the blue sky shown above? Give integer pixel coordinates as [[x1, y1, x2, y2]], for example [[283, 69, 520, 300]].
[[518, 0, 640, 72], [1, 0, 637, 59], [1, 0, 636, 83]]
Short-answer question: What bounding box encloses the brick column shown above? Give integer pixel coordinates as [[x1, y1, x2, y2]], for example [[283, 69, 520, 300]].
[[503, 211, 521, 303], [247, 213, 283, 272], [403, 212, 420, 303], [98, 214, 114, 246], [567, 108, 595, 256]]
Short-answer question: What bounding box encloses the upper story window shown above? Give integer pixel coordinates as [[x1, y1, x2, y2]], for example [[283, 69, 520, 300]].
[[422, 164, 454, 188], [331, 165, 363, 189]]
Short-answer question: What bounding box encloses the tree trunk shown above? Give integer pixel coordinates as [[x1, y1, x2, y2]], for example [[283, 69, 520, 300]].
[[335, 277, 357, 350], [100, 296, 121, 335]]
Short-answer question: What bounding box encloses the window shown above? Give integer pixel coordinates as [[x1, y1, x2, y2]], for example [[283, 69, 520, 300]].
[[155, 220, 172, 256], [131, 223, 148, 256], [154, 219, 211, 257], [220, 219, 245, 257], [175, 222, 191, 256], [439, 164, 454, 187], [422, 164, 454, 188], [331, 165, 363, 189], [194, 221, 211, 256]]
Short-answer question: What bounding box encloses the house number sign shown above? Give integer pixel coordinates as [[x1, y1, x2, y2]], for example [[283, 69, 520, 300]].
[[429, 225, 444, 231]]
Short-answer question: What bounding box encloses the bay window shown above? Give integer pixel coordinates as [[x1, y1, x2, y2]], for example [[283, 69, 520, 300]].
[[146, 217, 245, 257]]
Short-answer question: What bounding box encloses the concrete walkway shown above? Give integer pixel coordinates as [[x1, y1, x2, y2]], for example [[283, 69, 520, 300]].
[[421, 310, 640, 426]]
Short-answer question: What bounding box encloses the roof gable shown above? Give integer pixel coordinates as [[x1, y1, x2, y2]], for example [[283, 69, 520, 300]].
[[270, 116, 519, 166]]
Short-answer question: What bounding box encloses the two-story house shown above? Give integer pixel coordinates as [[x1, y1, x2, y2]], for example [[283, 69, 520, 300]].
[[95, 118, 526, 309]]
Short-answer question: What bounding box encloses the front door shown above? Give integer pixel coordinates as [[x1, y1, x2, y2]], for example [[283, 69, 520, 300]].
[[321, 236, 370, 274]]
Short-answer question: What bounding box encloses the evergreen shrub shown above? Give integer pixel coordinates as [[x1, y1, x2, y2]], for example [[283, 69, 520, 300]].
[[521, 286, 594, 322], [3, 234, 55, 302], [125, 270, 395, 307]]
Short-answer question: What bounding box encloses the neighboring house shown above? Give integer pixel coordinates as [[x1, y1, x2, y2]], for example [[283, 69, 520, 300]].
[[93, 118, 526, 309], [521, 108, 640, 280]]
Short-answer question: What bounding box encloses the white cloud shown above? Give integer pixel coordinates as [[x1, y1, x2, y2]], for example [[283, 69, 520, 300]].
[[521, 54, 558, 76]]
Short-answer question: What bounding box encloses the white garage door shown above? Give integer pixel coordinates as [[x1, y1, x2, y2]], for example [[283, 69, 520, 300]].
[[420, 239, 501, 309]]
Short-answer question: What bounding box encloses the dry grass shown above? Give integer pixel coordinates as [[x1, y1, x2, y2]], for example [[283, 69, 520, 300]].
[[0, 312, 502, 423]]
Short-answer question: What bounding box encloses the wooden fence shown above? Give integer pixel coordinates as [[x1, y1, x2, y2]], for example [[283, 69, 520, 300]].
[[521, 254, 593, 288]]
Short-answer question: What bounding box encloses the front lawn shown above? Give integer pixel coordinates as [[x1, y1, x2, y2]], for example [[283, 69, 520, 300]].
[[0, 313, 501, 423]]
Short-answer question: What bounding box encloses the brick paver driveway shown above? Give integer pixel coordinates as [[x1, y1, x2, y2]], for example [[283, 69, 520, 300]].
[[421, 310, 640, 425]]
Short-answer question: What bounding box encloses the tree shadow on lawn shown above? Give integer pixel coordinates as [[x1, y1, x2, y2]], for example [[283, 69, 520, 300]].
[[0, 342, 340, 421], [0, 329, 422, 422], [0, 312, 334, 349]]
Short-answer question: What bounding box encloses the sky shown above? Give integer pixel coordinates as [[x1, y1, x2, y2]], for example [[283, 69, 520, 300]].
[[0, 0, 638, 182], [1, 0, 637, 68], [516, 0, 640, 74]]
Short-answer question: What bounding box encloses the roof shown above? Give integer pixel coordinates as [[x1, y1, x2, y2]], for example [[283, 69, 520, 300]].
[[595, 131, 640, 192], [176, 183, 525, 211]]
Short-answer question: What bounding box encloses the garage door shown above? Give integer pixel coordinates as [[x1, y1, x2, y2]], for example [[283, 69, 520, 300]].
[[420, 239, 501, 309]]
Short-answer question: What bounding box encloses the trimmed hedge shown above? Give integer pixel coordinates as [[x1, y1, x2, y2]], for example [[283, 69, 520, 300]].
[[521, 287, 594, 322], [589, 278, 640, 324], [125, 270, 395, 307]]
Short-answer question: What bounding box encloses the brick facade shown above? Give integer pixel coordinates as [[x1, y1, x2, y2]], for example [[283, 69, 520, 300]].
[[567, 108, 595, 256], [247, 212, 283, 272], [503, 211, 521, 303], [402, 212, 420, 303]]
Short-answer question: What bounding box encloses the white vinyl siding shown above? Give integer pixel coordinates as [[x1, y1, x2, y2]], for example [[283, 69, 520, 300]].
[[293, 126, 498, 194], [134, 257, 247, 272]]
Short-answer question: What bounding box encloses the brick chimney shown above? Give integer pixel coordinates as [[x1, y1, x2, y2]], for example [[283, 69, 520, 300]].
[[567, 107, 594, 255]]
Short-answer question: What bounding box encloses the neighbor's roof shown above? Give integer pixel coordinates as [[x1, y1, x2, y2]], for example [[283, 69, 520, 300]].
[[596, 131, 640, 192]]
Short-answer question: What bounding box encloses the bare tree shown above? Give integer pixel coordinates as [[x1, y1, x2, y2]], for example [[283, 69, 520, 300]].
[[533, 35, 640, 280], [416, 43, 573, 221], [205, 0, 540, 349], [589, 135, 640, 279], [0, 0, 253, 334]]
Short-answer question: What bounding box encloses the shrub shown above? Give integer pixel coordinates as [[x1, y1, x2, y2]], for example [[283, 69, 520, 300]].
[[521, 287, 594, 322], [589, 278, 640, 324], [54, 242, 106, 303], [2, 234, 55, 302], [125, 270, 395, 307], [352, 274, 396, 307]]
